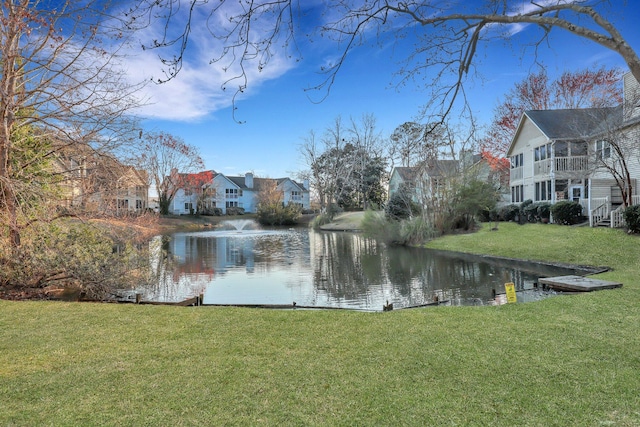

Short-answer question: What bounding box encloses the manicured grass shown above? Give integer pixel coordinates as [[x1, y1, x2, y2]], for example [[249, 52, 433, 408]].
[[1, 223, 639, 426]]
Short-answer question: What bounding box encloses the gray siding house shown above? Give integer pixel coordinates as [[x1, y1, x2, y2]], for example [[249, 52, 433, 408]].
[[506, 72, 640, 227]]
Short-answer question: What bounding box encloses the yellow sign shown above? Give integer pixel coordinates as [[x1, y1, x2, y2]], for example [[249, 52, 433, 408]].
[[505, 282, 517, 303]]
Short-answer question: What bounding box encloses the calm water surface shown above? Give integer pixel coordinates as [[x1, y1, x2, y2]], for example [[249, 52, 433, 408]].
[[139, 222, 583, 310]]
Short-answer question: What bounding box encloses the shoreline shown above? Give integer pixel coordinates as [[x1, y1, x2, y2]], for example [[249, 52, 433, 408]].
[[156, 212, 318, 233]]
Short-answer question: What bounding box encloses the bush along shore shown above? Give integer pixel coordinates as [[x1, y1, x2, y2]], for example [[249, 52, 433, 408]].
[[1, 222, 639, 425], [0, 213, 317, 301]]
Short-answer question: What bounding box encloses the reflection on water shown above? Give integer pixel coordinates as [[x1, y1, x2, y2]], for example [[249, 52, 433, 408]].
[[138, 227, 583, 310]]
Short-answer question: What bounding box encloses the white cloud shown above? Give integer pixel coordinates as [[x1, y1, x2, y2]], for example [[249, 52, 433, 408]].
[[480, 0, 574, 37], [514, 0, 573, 15], [120, 2, 298, 122]]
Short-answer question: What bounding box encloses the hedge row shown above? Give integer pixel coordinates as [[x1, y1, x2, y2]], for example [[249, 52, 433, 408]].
[[493, 200, 583, 225]]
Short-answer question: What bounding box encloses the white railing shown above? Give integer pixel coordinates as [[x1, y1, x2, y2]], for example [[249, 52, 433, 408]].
[[534, 159, 550, 175], [611, 206, 625, 228], [555, 156, 589, 172], [534, 156, 589, 177], [510, 167, 523, 181], [610, 194, 640, 228], [589, 197, 610, 227], [578, 198, 590, 215]]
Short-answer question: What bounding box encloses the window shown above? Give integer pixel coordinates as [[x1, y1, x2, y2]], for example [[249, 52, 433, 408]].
[[184, 188, 193, 196], [432, 178, 445, 191], [184, 202, 193, 211], [555, 141, 568, 157], [534, 143, 552, 161], [291, 191, 301, 200], [511, 185, 524, 203], [596, 140, 611, 160], [571, 140, 588, 156], [510, 153, 523, 169], [226, 188, 239, 199], [136, 200, 143, 209], [226, 201, 238, 208], [535, 181, 552, 201]]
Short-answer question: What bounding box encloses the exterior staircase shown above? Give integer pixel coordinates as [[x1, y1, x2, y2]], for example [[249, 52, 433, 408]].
[[589, 197, 610, 227], [593, 195, 640, 228], [594, 217, 612, 227]]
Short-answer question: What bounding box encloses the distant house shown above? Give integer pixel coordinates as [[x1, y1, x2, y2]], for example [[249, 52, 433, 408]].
[[388, 166, 420, 202], [55, 149, 149, 215], [506, 72, 640, 227], [169, 170, 216, 215], [168, 171, 310, 215], [388, 152, 503, 205]]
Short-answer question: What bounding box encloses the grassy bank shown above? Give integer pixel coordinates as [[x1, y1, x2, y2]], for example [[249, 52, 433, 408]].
[[1, 223, 639, 426]]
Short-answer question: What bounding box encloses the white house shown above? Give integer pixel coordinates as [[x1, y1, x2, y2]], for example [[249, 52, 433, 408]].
[[168, 171, 311, 215], [388, 152, 506, 205], [169, 170, 216, 215], [506, 72, 640, 227], [388, 166, 420, 202]]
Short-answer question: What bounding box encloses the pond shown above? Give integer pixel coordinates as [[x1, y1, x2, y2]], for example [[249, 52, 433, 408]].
[[137, 220, 588, 311]]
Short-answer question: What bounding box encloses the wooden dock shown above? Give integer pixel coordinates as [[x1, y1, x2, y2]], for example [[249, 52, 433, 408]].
[[538, 275, 622, 292]]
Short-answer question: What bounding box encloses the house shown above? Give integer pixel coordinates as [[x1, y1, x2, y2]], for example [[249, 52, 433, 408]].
[[388, 166, 420, 202], [506, 72, 640, 227], [168, 171, 311, 215], [55, 148, 149, 215], [388, 152, 504, 205], [169, 170, 216, 215]]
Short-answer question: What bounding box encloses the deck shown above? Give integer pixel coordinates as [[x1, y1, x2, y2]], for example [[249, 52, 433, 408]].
[[538, 275, 622, 292]]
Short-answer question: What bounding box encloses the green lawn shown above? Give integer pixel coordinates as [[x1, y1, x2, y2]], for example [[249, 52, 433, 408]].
[[1, 223, 639, 426]]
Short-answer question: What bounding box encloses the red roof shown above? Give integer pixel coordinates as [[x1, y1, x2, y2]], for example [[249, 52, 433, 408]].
[[175, 170, 215, 188]]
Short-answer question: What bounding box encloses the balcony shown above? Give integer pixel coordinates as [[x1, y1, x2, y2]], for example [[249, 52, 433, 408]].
[[534, 159, 550, 175], [534, 156, 589, 176], [510, 167, 523, 181], [555, 156, 588, 172]]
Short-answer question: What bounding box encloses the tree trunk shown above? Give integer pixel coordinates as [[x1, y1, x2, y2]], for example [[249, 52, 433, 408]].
[[0, 139, 20, 248], [159, 194, 171, 215], [0, 8, 21, 249]]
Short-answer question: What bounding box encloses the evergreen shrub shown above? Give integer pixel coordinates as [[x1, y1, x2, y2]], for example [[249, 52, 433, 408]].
[[385, 192, 420, 220], [550, 201, 583, 225], [623, 204, 640, 233], [499, 204, 519, 221]]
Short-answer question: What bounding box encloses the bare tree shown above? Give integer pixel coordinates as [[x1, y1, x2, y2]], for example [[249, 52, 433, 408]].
[[0, 0, 145, 249], [133, 1, 640, 121], [483, 66, 623, 159], [347, 114, 386, 209], [389, 122, 425, 168], [404, 118, 486, 232], [299, 115, 386, 212], [138, 132, 205, 215], [298, 130, 325, 208], [317, 116, 352, 212], [586, 83, 640, 209], [298, 116, 353, 213]]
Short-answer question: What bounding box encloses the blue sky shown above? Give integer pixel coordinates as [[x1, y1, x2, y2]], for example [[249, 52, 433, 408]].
[[127, 1, 640, 179]]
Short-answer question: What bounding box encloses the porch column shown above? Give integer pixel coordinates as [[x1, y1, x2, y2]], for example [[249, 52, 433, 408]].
[[588, 178, 592, 227], [550, 140, 556, 203]]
